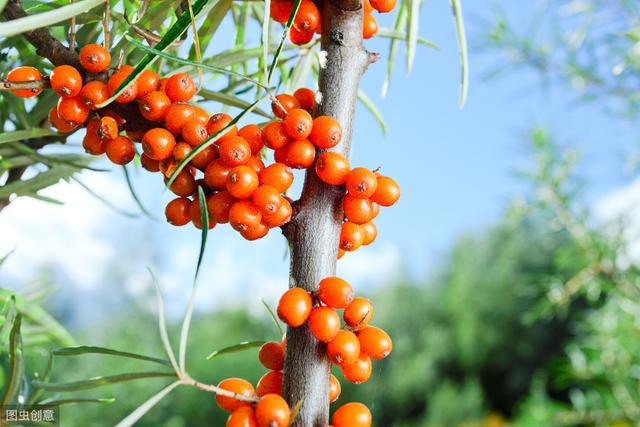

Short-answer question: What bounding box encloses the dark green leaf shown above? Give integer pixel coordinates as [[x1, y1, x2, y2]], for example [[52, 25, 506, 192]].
[[0, 129, 59, 145], [122, 165, 154, 219], [1, 314, 23, 405], [195, 186, 209, 280], [267, 0, 303, 84]]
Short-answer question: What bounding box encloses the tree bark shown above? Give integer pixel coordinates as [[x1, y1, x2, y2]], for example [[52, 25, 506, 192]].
[[282, 1, 376, 425]]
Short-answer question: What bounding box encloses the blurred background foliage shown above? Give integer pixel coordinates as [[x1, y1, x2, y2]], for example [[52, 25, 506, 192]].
[[3, 0, 640, 426]]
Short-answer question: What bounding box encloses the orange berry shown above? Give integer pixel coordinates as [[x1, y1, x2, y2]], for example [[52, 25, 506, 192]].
[[361, 222, 377, 245], [270, 0, 293, 23], [289, 25, 314, 45], [193, 106, 209, 125], [82, 127, 105, 155], [370, 201, 380, 219], [48, 106, 77, 133], [142, 128, 176, 160], [262, 196, 292, 227], [173, 141, 193, 161], [246, 156, 266, 175], [273, 146, 287, 164], [181, 120, 209, 147], [255, 394, 290, 427], [259, 341, 285, 371], [370, 175, 400, 206], [227, 165, 259, 199], [370, 0, 396, 13], [343, 297, 373, 329], [80, 80, 109, 110], [252, 185, 282, 216], [241, 222, 269, 240], [169, 170, 196, 197], [238, 124, 264, 154], [362, 13, 378, 39], [337, 249, 346, 260], [315, 152, 350, 185], [342, 194, 374, 224], [259, 163, 293, 193], [164, 102, 195, 134], [207, 191, 235, 223], [283, 139, 315, 169], [327, 330, 360, 366], [215, 378, 255, 412], [255, 370, 283, 397], [277, 287, 312, 327], [190, 197, 215, 230], [341, 354, 372, 384], [205, 159, 232, 189], [332, 402, 371, 427], [56, 96, 88, 124], [345, 168, 377, 199], [293, 87, 315, 112], [317, 277, 353, 309], [271, 94, 300, 119], [329, 374, 341, 403], [50, 65, 82, 97], [364, 0, 374, 13], [79, 44, 111, 73], [159, 157, 179, 178], [98, 116, 119, 140], [104, 136, 135, 165], [207, 113, 238, 141], [357, 326, 392, 359], [310, 116, 342, 149], [141, 153, 160, 172], [262, 121, 290, 150], [165, 197, 192, 226], [309, 307, 341, 343], [229, 200, 262, 232], [107, 65, 138, 103], [227, 406, 257, 427], [136, 69, 160, 98], [139, 91, 171, 121], [191, 145, 218, 170], [219, 136, 251, 166], [165, 72, 196, 102], [340, 221, 364, 252], [7, 66, 43, 98], [293, 0, 320, 32], [284, 108, 313, 140]]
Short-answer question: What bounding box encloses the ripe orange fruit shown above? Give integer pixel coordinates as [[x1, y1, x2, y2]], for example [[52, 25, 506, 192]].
[[181, 120, 208, 147], [246, 156, 265, 175], [329, 374, 341, 403], [293, 87, 315, 112], [340, 221, 364, 252], [169, 170, 196, 197], [289, 26, 314, 45], [164, 102, 195, 134], [219, 136, 251, 166], [252, 185, 282, 215], [173, 142, 193, 161], [255, 370, 283, 397], [190, 197, 215, 230], [227, 165, 259, 199], [284, 108, 313, 140], [241, 222, 269, 240], [7, 66, 43, 98], [142, 128, 176, 161], [79, 44, 111, 73], [80, 80, 109, 110], [327, 330, 360, 366], [283, 139, 315, 169], [207, 113, 238, 141], [227, 406, 257, 427], [165, 197, 192, 226], [259, 163, 294, 193], [98, 116, 118, 140], [255, 394, 290, 427], [259, 341, 285, 371], [317, 277, 354, 309], [361, 222, 377, 245], [193, 106, 209, 125], [139, 91, 171, 121], [56, 96, 89, 124], [293, 0, 320, 32], [345, 168, 377, 199], [364, 0, 374, 13], [362, 13, 378, 39], [310, 116, 342, 149], [205, 159, 232, 189], [309, 307, 341, 343], [357, 326, 392, 359], [271, 94, 300, 119], [49, 106, 77, 133], [215, 378, 255, 412], [370, 0, 397, 13], [277, 287, 312, 327], [82, 130, 105, 155], [165, 72, 196, 102], [343, 297, 373, 329], [207, 191, 236, 224], [262, 121, 290, 150], [50, 65, 82, 97], [331, 402, 371, 427], [107, 65, 138, 103], [342, 194, 374, 224], [191, 145, 218, 170], [104, 136, 135, 165], [238, 124, 264, 154], [340, 354, 372, 384], [370, 175, 400, 206], [315, 152, 350, 185], [262, 196, 292, 227], [135, 69, 159, 98], [229, 200, 262, 232], [141, 153, 160, 172], [270, 0, 293, 23]]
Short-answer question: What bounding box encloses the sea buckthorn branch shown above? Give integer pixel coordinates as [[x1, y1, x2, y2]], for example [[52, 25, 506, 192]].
[[281, 0, 379, 425], [0, 78, 51, 91]]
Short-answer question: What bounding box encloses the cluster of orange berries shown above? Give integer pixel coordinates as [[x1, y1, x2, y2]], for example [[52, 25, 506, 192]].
[[270, 0, 397, 45]]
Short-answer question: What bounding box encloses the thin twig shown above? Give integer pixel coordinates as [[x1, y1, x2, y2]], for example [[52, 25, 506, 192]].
[[103, 0, 110, 49], [69, 0, 76, 51]]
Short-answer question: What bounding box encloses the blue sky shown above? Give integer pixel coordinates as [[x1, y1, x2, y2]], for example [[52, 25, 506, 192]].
[[1, 1, 637, 319]]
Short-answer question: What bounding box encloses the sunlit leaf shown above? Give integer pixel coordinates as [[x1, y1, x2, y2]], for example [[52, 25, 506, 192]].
[[0, 129, 59, 145], [51, 346, 172, 367], [115, 381, 181, 427], [38, 397, 115, 406], [198, 89, 273, 118], [358, 89, 387, 135], [32, 371, 176, 391], [206, 341, 266, 360], [267, 0, 303, 85], [0, 314, 23, 405], [261, 298, 284, 337], [450, 0, 469, 107]]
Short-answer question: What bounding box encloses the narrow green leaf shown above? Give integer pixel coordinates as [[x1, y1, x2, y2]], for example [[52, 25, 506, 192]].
[[206, 341, 266, 360], [38, 397, 115, 406], [0, 0, 103, 38], [166, 97, 265, 189], [96, 0, 212, 108], [207, 44, 298, 69], [261, 0, 271, 84], [1, 314, 23, 405], [195, 186, 209, 280], [72, 177, 139, 218], [32, 371, 176, 391], [450, 0, 469, 107], [358, 89, 387, 135], [0, 165, 82, 198], [261, 298, 284, 337], [115, 380, 181, 427], [148, 268, 180, 375], [0, 129, 59, 145], [0, 248, 15, 268], [122, 165, 154, 219], [377, 27, 437, 49], [406, 0, 421, 74], [196, 0, 232, 56], [198, 89, 273, 118], [267, 0, 303, 84], [51, 346, 172, 367]]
